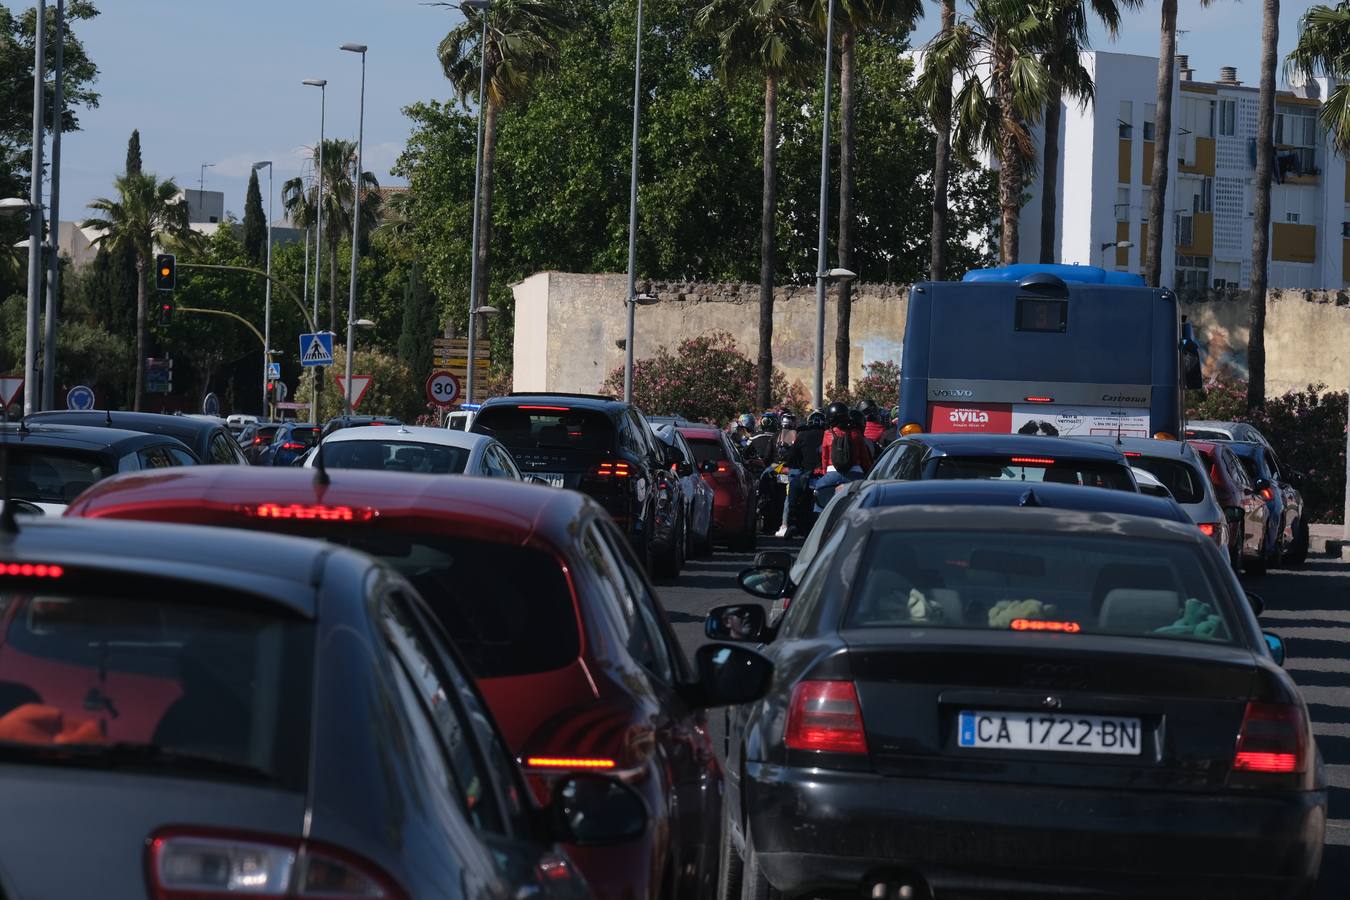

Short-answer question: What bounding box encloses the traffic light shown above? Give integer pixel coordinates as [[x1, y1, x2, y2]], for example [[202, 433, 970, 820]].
[[158, 300, 174, 326], [155, 253, 176, 291]]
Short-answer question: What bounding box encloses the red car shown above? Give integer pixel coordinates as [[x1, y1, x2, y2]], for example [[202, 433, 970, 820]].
[[678, 426, 757, 551], [1191, 440, 1275, 575], [66, 467, 771, 900]]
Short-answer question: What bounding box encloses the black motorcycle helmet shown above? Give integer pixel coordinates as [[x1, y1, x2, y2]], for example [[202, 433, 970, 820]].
[[759, 413, 780, 434], [849, 409, 866, 429], [806, 409, 827, 428], [826, 401, 851, 428], [856, 397, 881, 423], [780, 412, 798, 431]]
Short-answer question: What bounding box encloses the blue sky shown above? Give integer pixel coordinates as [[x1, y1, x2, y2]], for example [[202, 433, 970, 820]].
[[59, 0, 1311, 222]]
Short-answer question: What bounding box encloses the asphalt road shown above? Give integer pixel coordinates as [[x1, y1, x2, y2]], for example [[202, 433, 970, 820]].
[[656, 537, 1349, 898]]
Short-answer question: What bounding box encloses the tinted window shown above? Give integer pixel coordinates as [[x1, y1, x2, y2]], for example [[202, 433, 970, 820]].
[[209, 434, 239, 464], [476, 406, 616, 453], [166, 447, 198, 467], [598, 522, 676, 683], [686, 438, 726, 466], [324, 440, 470, 475], [3, 448, 110, 504], [280, 427, 321, 448], [138, 447, 174, 470], [318, 533, 578, 679], [0, 589, 311, 787], [846, 530, 1234, 645], [483, 446, 516, 479], [933, 457, 1135, 491], [583, 524, 672, 681], [1128, 457, 1204, 504]]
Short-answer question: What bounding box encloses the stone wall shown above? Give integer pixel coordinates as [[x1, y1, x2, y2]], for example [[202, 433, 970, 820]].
[[512, 272, 1350, 398]]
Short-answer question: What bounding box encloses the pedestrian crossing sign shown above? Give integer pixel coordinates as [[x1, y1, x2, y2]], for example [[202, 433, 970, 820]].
[[300, 332, 335, 367]]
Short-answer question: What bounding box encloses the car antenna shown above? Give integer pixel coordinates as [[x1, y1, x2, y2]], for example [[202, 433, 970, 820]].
[[0, 405, 18, 535], [104, 408, 113, 427], [16, 415, 28, 436], [313, 440, 331, 487], [1019, 488, 1042, 508]]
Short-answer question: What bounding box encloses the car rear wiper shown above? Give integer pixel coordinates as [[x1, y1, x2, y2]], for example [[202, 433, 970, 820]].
[[0, 741, 273, 782]]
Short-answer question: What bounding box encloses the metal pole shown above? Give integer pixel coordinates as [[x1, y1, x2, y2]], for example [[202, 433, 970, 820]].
[[812, 0, 837, 412], [466, 10, 489, 407], [24, 0, 46, 416], [262, 164, 273, 419], [343, 49, 366, 413], [41, 0, 63, 411], [314, 84, 325, 419], [623, 0, 644, 404]]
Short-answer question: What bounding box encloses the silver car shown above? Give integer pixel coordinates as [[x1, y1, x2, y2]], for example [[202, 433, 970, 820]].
[[1185, 419, 1273, 450]]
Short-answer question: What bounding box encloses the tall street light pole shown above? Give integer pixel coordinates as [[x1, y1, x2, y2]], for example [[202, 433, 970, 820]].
[[812, 0, 838, 412], [24, 0, 46, 416], [41, 0, 64, 411], [303, 77, 327, 420], [622, 0, 645, 404], [340, 42, 367, 414], [253, 161, 274, 418], [463, 0, 490, 406]]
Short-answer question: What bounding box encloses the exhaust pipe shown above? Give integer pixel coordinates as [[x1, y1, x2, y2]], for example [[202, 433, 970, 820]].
[[867, 875, 931, 900]]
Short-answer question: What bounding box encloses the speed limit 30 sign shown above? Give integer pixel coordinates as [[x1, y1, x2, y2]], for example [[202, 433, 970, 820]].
[[426, 370, 462, 408]]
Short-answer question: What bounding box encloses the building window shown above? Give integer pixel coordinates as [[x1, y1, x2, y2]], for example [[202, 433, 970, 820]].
[[1192, 178, 1213, 213], [1219, 100, 1237, 137], [1177, 213, 1194, 248], [1275, 108, 1317, 173], [1143, 103, 1157, 141], [1115, 187, 1130, 221], [1118, 100, 1133, 139], [1287, 212, 1300, 224], [1176, 254, 1211, 292]]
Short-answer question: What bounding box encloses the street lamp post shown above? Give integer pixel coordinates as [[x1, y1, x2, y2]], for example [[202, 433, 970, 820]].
[[622, 0, 645, 404], [253, 161, 274, 419], [463, 0, 491, 406], [1099, 239, 1133, 268], [812, 0, 839, 412], [41, 0, 64, 412], [303, 77, 327, 421], [340, 43, 367, 414], [24, 0, 45, 416]]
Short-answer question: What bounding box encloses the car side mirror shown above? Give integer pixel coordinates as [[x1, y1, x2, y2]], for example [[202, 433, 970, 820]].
[[753, 550, 793, 570], [676, 461, 694, 478], [686, 643, 774, 708], [699, 459, 718, 474], [705, 603, 768, 642], [549, 773, 647, 846], [1263, 632, 1285, 666], [737, 566, 791, 600], [1246, 591, 1265, 617]]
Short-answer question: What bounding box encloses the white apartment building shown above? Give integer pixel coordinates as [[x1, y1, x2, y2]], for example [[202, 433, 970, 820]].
[[1021, 51, 1344, 291]]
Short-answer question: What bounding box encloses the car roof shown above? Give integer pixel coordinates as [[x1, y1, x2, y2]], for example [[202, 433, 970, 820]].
[[27, 411, 223, 442], [66, 466, 593, 547], [1, 517, 348, 617], [1, 422, 190, 454], [483, 393, 626, 413], [849, 503, 1205, 543], [858, 478, 1189, 522], [910, 432, 1127, 461], [1075, 435, 1200, 462], [320, 425, 490, 450]]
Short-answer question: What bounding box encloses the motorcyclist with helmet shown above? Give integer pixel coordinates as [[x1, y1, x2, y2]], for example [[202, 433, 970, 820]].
[[858, 398, 886, 444], [776, 409, 824, 537], [814, 400, 874, 509]]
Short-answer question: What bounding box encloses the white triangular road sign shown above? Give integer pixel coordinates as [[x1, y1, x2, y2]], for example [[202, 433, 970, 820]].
[[334, 374, 374, 411], [0, 376, 23, 409]]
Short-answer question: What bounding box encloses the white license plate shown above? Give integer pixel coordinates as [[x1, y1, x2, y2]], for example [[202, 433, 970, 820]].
[[958, 710, 1142, 756], [536, 473, 566, 488]]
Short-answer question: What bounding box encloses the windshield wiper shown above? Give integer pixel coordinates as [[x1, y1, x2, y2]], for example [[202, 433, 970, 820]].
[[0, 741, 272, 782]]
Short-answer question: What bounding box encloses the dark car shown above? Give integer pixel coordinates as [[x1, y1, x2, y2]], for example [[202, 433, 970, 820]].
[[318, 414, 404, 442], [241, 423, 283, 463], [868, 432, 1138, 490], [1192, 440, 1275, 575], [28, 411, 248, 466], [472, 393, 685, 576], [257, 422, 322, 467], [0, 517, 644, 900], [678, 425, 758, 551], [0, 423, 198, 514], [713, 505, 1325, 900], [1224, 440, 1308, 566], [67, 467, 773, 900], [650, 421, 715, 559]]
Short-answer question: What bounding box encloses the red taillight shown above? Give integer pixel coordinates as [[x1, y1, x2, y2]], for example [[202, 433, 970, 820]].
[[524, 756, 618, 770], [281, 442, 305, 451], [1023, 396, 1054, 403], [1010, 457, 1056, 466], [1123, 451, 1143, 457], [1010, 618, 1082, 633], [785, 681, 868, 755], [1260, 486, 1275, 501], [147, 829, 402, 899], [252, 436, 264, 445], [593, 460, 631, 478], [715, 461, 730, 474], [519, 405, 571, 412], [1232, 701, 1307, 775], [1196, 522, 1226, 546], [0, 563, 64, 578], [240, 503, 376, 522]]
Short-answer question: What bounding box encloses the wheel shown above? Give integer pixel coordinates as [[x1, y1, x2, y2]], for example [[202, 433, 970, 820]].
[[1245, 551, 1267, 577], [654, 520, 684, 579], [740, 825, 779, 900], [1286, 519, 1310, 566], [716, 802, 743, 900]]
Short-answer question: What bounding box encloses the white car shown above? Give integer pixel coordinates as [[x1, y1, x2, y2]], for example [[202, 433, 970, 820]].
[[304, 425, 523, 480]]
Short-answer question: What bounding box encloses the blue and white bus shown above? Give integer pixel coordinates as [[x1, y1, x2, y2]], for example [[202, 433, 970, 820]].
[[896, 265, 1202, 442]]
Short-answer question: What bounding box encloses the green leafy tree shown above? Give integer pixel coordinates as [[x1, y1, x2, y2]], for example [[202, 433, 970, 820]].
[[83, 173, 193, 410], [1247, 0, 1280, 410], [696, 0, 818, 410], [242, 169, 267, 264], [1288, 4, 1350, 152], [297, 344, 425, 422]]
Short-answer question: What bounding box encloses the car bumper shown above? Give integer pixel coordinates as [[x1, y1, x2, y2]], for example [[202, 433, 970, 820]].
[[745, 762, 1325, 899]]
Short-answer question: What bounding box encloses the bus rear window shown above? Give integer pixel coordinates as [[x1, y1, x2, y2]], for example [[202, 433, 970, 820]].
[[1015, 297, 1068, 333], [933, 457, 1135, 491]]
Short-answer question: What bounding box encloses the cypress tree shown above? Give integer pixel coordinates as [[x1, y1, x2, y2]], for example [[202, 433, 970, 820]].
[[125, 130, 142, 176], [242, 170, 266, 264], [397, 264, 435, 378]]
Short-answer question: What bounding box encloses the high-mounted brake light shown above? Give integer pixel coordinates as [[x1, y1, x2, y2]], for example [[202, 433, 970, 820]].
[[240, 503, 376, 522], [1023, 396, 1054, 403], [281, 442, 305, 451], [1010, 618, 1081, 633], [1260, 486, 1275, 502], [0, 563, 64, 578], [785, 681, 868, 754], [519, 405, 571, 412], [1232, 701, 1306, 775], [1123, 451, 1143, 457], [1010, 457, 1056, 466], [593, 461, 632, 478], [524, 756, 617, 770]]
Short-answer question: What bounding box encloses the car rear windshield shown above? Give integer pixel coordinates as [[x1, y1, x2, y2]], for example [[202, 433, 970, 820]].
[[685, 437, 727, 466], [3, 448, 111, 505], [475, 406, 615, 453], [324, 440, 470, 475], [1185, 429, 1231, 442], [317, 532, 580, 679], [1128, 457, 1204, 504], [284, 428, 321, 448], [932, 457, 1135, 491], [0, 586, 312, 788], [846, 530, 1234, 645]]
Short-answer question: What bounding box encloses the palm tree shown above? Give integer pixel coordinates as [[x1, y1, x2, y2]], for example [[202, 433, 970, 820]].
[[825, 0, 923, 390], [281, 139, 382, 333], [919, 0, 1056, 265], [1038, 0, 1141, 264], [1287, 4, 1350, 151], [84, 173, 192, 411], [1247, 0, 1280, 409], [929, 0, 955, 280], [696, 0, 818, 410], [436, 0, 573, 321]]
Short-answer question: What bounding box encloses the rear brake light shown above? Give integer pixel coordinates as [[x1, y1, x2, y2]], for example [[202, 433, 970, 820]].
[[785, 681, 868, 754], [1196, 522, 1226, 546], [1232, 701, 1307, 775], [148, 829, 403, 899], [240, 503, 376, 522], [1010, 618, 1081, 633], [281, 442, 305, 451], [715, 461, 730, 474], [1010, 457, 1056, 466], [252, 436, 264, 445], [1123, 451, 1143, 457], [524, 756, 617, 769], [1260, 486, 1275, 501], [518, 405, 571, 412], [0, 563, 64, 578], [1023, 396, 1054, 403], [593, 461, 631, 478]]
